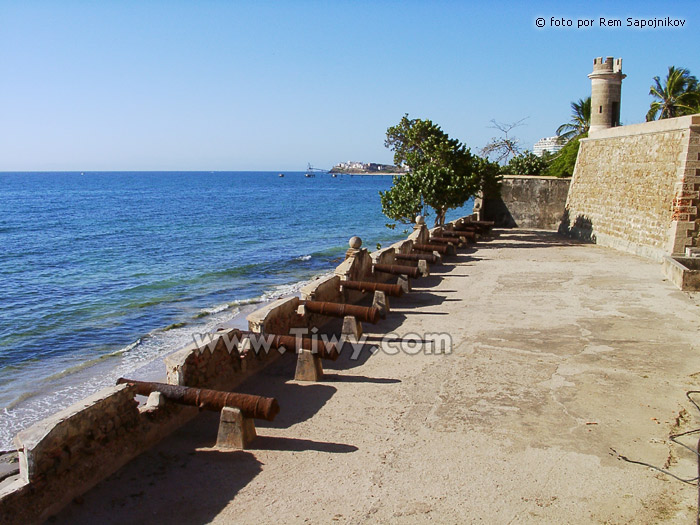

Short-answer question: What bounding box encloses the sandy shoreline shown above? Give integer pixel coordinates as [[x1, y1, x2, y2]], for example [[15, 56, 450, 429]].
[[0, 277, 318, 451]]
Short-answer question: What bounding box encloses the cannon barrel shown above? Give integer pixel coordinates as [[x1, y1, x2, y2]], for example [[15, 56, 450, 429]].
[[231, 329, 339, 360], [440, 231, 475, 239], [395, 253, 439, 265], [300, 300, 381, 324], [116, 378, 280, 421], [341, 280, 404, 297], [413, 243, 449, 255], [429, 237, 461, 244], [456, 221, 492, 233], [373, 263, 421, 279]]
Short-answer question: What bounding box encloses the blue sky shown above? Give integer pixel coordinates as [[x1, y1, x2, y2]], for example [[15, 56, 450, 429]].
[[1, 1, 698, 171]]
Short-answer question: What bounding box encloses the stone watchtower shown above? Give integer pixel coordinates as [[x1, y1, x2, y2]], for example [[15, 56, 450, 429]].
[[588, 57, 626, 133]]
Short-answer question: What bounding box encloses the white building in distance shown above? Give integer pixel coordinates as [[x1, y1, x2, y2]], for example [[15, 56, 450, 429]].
[[533, 136, 564, 157]]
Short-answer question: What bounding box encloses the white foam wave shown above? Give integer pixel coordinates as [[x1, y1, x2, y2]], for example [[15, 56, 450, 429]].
[[0, 271, 337, 449], [0, 304, 244, 450]]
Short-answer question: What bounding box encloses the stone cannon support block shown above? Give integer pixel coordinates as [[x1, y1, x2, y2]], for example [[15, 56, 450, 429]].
[[341, 315, 363, 340], [216, 407, 257, 450], [372, 290, 390, 318], [294, 348, 324, 382], [397, 275, 412, 294], [418, 259, 430, 276]]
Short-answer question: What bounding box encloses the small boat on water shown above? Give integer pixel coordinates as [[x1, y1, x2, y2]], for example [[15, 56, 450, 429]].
[[331, 173, 338, 178], [278, 173, 284, 177], [305, 162, 318, 178]]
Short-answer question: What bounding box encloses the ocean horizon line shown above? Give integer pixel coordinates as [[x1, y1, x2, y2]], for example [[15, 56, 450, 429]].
[[0, 169, 312, 174]]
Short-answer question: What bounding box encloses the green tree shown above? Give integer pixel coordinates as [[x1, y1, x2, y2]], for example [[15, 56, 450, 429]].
[[475, 157, 502, 199], [502, 150, 549, 175], [546, 133, 586, 178], [646, 66, 700, 121], [380, 115, 487, 226], [556, 97, 591, 141]]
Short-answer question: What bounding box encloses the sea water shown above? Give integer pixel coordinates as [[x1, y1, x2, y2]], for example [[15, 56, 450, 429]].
[[0, 171, 472, 449]]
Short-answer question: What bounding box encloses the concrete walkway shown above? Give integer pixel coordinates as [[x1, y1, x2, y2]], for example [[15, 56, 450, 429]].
[[54, 230, 700, 524]]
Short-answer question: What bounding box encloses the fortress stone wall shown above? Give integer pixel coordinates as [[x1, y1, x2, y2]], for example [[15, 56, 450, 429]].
[[480, 175, 572, 230], [561, 115, 700, 261]]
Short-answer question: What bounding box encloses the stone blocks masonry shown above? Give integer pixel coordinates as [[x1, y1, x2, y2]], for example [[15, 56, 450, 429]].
[[562, 115, 700, 261]]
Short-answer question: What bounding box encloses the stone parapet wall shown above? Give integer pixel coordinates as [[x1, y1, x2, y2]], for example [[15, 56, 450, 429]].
[[562, 114, 700, 260], [301, 274, 342, 303], [165, 329, 247, 390], [480, 175, 572, 230], [246, 296, 302, 335], [16, 384, 139, 484], [387, 239, 413, 255], [3, 384, 196, 524], [407, 223, 430, 244], [0, 213, 476, 524]]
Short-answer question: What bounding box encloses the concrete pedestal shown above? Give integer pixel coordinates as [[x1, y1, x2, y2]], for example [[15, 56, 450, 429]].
[[372, 290, 390, 318], [397, 275, 412, 294], [341, 315, 363, 340], [417, 259, 430, 277], [294, 348, 324, 381], [216, 407, 256, 450]]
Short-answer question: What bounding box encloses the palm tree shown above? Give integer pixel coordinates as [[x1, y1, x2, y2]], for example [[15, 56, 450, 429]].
[[556, 97, 591, 142], [646, 66, 700, 121]]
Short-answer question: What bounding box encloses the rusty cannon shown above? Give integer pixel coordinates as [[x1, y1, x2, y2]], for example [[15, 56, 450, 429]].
[[395, 253, 439, 265], [471, 221, 494, 234], [456, 221, 493, 233], [230, 329, 339, 360], [429, 237, 462, 244], [453, 225, 478, 233], [440, 230, 476, 240], [413, 243, 449, 255], [116, 378, 280, 421], [340, 280, 404, 298], [373, 263, 421, 279], [300, 300, 381, 324]]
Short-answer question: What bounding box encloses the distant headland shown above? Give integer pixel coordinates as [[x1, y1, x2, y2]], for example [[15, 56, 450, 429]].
[[329, 161, 404, 175]]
